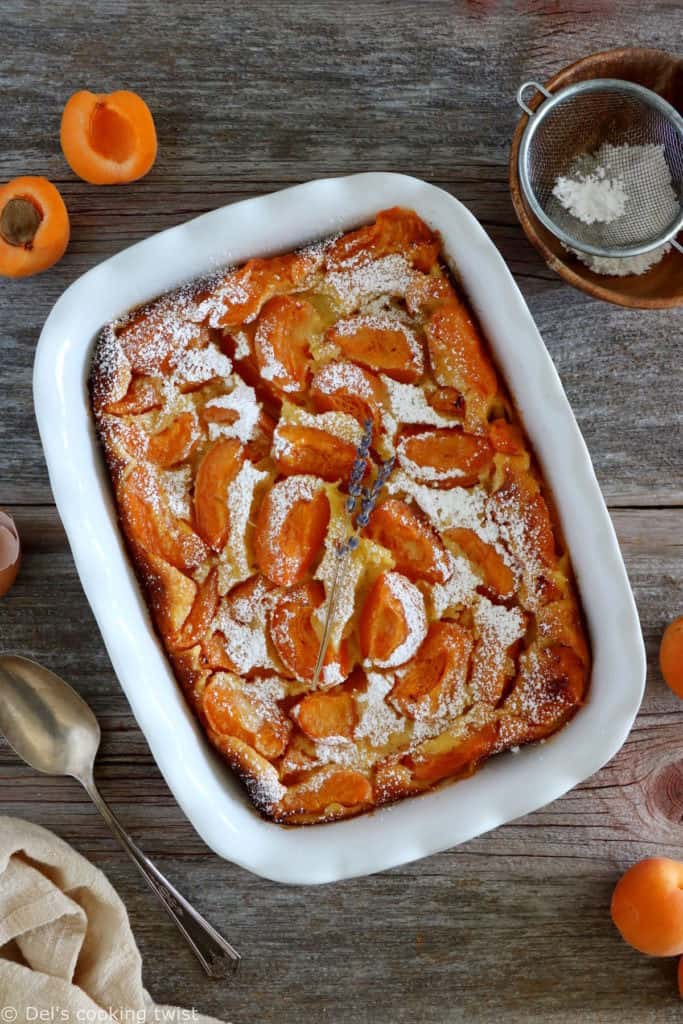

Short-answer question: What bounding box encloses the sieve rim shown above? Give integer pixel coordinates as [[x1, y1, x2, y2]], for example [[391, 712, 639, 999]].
[[517, 78, 683, 258]]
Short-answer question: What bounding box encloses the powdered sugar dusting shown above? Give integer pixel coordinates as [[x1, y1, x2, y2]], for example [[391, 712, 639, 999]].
[[383, 376, 452, 428], [225, 460, 269, 579], [355, 671, 406, 747], [161, 466, 192, 521], [205, 380, 261, 442], [369, 572, 428, 670], [326, 254, 416, 309], [430, 552, 479, 617]]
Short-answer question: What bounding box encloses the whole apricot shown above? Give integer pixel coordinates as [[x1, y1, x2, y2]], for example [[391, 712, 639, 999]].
[[611, 858, 683, 956], [660, 616, 683, 698]]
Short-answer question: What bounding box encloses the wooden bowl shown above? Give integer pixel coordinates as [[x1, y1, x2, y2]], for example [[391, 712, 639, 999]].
[[509, 47, 683, 309]]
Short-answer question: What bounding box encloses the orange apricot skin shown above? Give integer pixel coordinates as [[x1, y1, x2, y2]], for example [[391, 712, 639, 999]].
[[60, 90, 157, 185], [0, 177, 69, 278], [611, 858, 683, 957], [660, 616, 683, 698]]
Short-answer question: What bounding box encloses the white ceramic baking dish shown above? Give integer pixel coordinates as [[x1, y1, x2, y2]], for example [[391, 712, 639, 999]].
[[34, 173, 646, 884]]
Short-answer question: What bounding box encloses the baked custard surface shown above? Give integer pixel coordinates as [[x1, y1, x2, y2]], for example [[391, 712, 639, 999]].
[[90, 207, 590, 825]]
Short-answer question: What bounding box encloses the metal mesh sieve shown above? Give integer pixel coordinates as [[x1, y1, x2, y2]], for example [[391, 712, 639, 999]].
[[516, 78, 683, 258]]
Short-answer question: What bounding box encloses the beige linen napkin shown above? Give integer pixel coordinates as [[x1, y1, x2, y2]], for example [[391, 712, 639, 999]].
[[0, 816, 226, 1022]]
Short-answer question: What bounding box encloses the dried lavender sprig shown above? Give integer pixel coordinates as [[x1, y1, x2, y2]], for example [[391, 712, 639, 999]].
[[312, 421, 388, 689], [356, 456, 396, 528], [345, 418, 373, 514]]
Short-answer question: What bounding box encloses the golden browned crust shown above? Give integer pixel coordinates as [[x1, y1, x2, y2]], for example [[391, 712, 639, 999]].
[[89, 208, 591, 826]]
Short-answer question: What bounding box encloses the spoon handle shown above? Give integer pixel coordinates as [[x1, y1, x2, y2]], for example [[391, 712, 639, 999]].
[[83, 776, 240, 978]]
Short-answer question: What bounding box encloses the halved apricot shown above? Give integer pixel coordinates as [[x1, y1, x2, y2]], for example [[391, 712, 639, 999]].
[[504, 645, 586, 727], [280, 769, 373, 814], [198, 253, 315, 328], [492, 466, 557, 569], [269, 580, 350, 684], [104, 375, 161, 416], [172, 568, 219, 650], [405, 273, 455, 316], [296, 690, 357, 740], [119, 465, 207, 572], [60, 90, 157, 185], [445, 527, 514, 597], [489, 418, 526, 455], [254, 476, 330, 587], [193, 439, 244, 550], [310, 361, 385, 435], [274, 424, 359, 483], [327, 315, 424, 383], [391, 620, 473, 717], [537, 600, 590, 665], [202, 673, 290, 759], [363, 499, 449, 583], [359, 571, 427, 668], [116, 302, 207, 376], [253, 294, 319, 394], [660, 616, 683, 699], [327, 207, 439, 272], [397, 428, 492, 487], [427, 386, 465, 420], [146, 412, 198, 468], [407, 722, 498, 783], [0, 177, 69, 278], [425, 299, 497, 429]]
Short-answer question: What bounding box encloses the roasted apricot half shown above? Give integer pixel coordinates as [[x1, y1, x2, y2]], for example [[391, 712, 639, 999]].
[[310, 361, 385, 435], [391, 620, 473, 717], [119, 465, 207, 572], [172, 567, 219, 650], [254, 476, 330, 587], [327, 207, 439, 272], [489, 418, 526, 455], [327, 315, 424, 383], [254, 294, 319, 394], [504, 645, 586, 728], [193, 438, 244, 550], [407, 722, 498, 783], [397, 428, 492, 487], [359, 571, 427, 669], [296, 689, 357, 741], [280, 769, 373, 815], [363, 499, 449, 583], [274, 424, 359, 483], [425, 299, 497, 430], [104, 375, 161, 416], [445, 527, 514, 597], [202, 673, 290, 759], [146, 412, 198, 468], [199, 252, 315, 328], [269, 580, 350, 684]]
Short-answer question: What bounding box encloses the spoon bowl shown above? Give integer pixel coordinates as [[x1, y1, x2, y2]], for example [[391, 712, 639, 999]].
[[0, 654, 100, 780], [0, 653, 239, 977]]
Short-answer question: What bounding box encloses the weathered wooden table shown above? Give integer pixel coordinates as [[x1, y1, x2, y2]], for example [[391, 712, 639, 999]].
[[1, 2, 681, 1020]]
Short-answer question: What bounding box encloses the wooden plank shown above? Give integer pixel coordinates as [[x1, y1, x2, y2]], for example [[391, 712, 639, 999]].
[[1, 0, 682, 1018], [1, 503, 682, 1019], [0, 0, 681, 507], [1, 181, 681, 507]]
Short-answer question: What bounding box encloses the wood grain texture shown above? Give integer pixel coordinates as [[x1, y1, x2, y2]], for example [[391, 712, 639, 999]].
[[0, 1, 682, 1020]]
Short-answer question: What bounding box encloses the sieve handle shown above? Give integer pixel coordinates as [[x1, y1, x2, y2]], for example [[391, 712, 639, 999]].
[[673, 238, 683, 255], [516, 81, 552, 118]]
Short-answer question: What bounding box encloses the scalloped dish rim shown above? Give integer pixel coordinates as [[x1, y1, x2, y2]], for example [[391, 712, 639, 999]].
[[33, 173, 646, 884]]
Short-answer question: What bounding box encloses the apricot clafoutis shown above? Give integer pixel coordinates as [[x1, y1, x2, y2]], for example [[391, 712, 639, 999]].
[[90, 207, 590, 825]]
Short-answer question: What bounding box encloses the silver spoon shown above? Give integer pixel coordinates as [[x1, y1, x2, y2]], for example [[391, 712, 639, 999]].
[[0, 654, 240, 978]]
